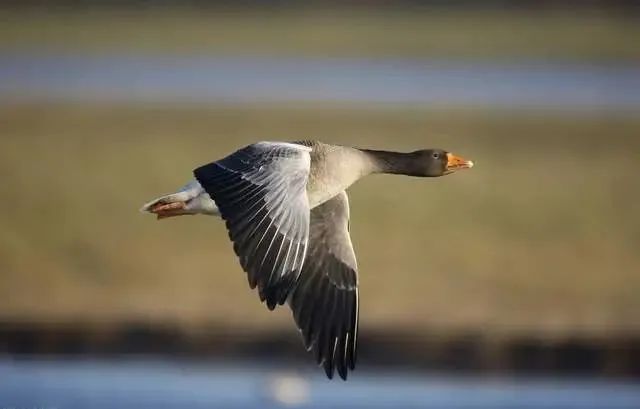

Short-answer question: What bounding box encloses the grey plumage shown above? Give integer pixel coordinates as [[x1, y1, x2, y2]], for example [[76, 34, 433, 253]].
[[142, 140, 473, 380], [289, 191, 358, 379], [194, 142, 311, 310], [194, 142, 361, 379]]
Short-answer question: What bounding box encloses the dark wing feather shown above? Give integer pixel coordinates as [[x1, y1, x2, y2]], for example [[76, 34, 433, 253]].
[[194, 142, 311, 309], [288, 191, 359, 380]]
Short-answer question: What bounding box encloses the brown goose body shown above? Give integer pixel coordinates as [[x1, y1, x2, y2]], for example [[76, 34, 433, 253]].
[[141, 140, 473, 380]]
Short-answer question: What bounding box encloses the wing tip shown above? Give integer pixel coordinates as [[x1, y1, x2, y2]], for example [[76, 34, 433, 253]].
[[321, 357, 350, 381], [337, 367, 348, 381]]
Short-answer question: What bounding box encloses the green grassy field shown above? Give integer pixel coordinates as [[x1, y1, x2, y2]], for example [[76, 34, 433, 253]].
[[0, 9, 638, 61], [1, 103, 638, 338]]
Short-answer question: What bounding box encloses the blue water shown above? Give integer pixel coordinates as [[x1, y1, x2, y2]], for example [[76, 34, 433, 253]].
[[1, 53, 639, 110], [1, 358, 639, 409]]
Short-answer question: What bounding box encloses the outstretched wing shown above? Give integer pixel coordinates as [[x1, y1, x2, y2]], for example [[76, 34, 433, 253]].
[[194, 142, 311, 310], [288, 191, 359, 380]]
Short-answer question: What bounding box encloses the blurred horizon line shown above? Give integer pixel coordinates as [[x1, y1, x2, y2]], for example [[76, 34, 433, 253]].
[[2, 53, 639, 111], [3, 320, 640, 378]]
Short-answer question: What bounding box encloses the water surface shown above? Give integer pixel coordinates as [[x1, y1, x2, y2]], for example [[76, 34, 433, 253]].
[[2, 358, 639, 409]]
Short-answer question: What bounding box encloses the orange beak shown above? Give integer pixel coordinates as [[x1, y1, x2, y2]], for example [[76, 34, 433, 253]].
[[445, 153, 474, 173]]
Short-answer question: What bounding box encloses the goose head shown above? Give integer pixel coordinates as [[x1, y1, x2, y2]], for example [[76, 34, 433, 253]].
[[411, 149, 474, 177]]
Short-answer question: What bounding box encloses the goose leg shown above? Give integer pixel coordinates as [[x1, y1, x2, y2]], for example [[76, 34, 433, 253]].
[[140, 180, 220, 219]]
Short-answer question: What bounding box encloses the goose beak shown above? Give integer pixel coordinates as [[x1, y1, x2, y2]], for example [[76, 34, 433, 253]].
[[445, 153, 474, 173]]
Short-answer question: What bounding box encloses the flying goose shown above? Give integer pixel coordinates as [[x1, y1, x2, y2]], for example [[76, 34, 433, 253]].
[[141, 140, 473, 380]]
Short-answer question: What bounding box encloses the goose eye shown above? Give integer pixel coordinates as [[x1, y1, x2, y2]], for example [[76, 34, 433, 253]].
[[432, 152, 440, 159]]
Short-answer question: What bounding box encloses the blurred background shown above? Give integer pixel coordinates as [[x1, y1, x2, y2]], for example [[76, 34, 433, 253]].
[[1, 0, 639, 408]]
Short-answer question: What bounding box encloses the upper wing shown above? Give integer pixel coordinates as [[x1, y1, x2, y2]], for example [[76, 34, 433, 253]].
[[288, 191, 359, 380], [194, 142, 312, 310]]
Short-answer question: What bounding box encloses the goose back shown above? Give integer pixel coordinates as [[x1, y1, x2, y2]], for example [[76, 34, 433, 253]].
[[295, 141, 376, 209]]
